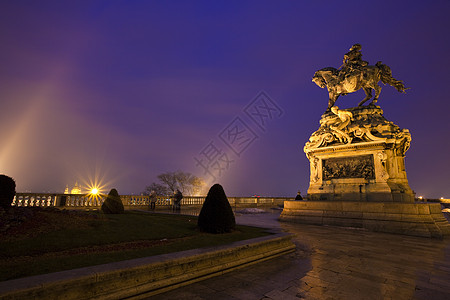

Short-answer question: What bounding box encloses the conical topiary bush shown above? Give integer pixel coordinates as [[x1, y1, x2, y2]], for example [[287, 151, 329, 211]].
[[0, 174, 16, 210], [198, 184, 235, 233], [101, 188, 124, 214]]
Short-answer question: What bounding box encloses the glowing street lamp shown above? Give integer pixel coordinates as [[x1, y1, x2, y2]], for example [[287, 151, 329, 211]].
[[86, 186, 103, 206]]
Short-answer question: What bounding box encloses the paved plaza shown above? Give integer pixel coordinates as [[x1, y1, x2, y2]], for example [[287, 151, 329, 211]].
[[150, 209, 450, 300]]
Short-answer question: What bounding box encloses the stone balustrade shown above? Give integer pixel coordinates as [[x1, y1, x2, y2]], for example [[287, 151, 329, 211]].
[[12, 194, 59, 207], [12, 193, 290, 209]]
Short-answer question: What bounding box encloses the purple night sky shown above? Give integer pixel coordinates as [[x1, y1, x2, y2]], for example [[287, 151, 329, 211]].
[[1, 1, 449, 198]]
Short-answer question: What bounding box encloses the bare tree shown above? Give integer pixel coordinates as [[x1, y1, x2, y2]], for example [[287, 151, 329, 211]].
[[152, 171, 205, 196], [157, 172, 178, 192], [174, 171, 192, 194], [143, 182, 171, 196]]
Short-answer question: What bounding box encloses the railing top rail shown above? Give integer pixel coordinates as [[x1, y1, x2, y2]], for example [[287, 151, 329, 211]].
[[15, 193, 90, 196]]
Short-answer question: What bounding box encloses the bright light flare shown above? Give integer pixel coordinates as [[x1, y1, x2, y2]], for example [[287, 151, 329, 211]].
[[85, 183, 105, 206], [86, 183, 105, 198], [76, 160, 116, 201]]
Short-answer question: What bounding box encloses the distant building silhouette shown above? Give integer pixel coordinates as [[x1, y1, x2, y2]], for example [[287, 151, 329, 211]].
[[64, 182, 82, 194]]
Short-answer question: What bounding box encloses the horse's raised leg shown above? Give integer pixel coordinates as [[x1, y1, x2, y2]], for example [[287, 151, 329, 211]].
[[327, 99, 334, 111], [358, 87, 372, 106], [327, 92, 337, 111], [369, 84, 382, 105]]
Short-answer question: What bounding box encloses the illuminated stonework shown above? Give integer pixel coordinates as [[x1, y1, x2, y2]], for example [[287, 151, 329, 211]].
[[304, 105, 414, 202], [281, 44, 450, 237], [64, 182, 82, 195]]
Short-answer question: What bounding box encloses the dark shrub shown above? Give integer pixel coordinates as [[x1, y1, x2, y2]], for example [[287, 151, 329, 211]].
[[198, 184, 235, 233], [101, 188, 124, 214], [0, 174, 16, 209]]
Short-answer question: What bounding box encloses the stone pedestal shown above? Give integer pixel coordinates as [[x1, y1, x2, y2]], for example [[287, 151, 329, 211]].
[[280, 105, 450, 237], [280, 201, 450, 238], [304, 106, 414, 202]]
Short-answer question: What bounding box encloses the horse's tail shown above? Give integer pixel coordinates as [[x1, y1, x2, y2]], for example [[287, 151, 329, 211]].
[[376, 61, 408, 93]]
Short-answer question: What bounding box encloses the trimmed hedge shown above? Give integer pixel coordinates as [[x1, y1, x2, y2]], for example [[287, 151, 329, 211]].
[[0, 174, 16, 209], [198, 184, 235, 233], [101, 188, 124, 214]]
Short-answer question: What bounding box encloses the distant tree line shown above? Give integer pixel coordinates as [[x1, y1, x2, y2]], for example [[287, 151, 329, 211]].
[[143, 171, 205, 196]]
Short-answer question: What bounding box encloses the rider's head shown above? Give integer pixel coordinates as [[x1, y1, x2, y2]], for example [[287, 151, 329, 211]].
[[349, 44, 362, 51]]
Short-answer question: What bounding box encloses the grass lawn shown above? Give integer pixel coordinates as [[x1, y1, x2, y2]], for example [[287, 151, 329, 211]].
[[0, 210, 270, 281]]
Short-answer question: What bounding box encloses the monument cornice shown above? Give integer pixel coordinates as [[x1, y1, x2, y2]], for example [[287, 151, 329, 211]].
[[305, 140, 392, 156]]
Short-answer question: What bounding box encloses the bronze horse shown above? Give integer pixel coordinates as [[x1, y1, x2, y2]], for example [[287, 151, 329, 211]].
[[312, 62, 407, 110]]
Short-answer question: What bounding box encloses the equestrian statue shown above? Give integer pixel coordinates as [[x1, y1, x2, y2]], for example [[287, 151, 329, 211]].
[[312, 44, 408, 111]]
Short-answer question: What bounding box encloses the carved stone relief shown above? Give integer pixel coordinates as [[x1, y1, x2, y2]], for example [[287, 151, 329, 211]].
[[322, 155, 375, 180], [377, 151, 389, 180]]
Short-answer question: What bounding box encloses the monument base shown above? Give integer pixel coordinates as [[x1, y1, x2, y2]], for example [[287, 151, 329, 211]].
[[304, 105, 415, 203], [280, 201, 450, 238]]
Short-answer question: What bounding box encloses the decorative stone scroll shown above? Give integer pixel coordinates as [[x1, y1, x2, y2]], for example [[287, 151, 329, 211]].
[[304, 105, 411, 155]]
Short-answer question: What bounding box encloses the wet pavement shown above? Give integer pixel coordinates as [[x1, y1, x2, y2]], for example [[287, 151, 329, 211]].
[[149, 210, 450, 300]]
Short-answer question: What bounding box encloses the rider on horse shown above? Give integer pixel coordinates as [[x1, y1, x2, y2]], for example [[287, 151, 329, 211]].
[[312, 44, 407, 110], [339, 44, 368, 81]]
